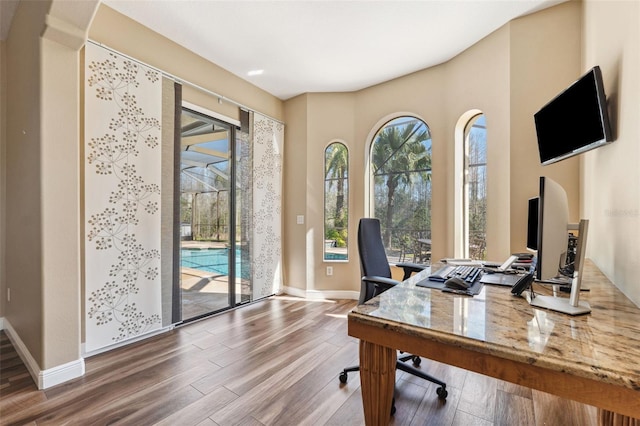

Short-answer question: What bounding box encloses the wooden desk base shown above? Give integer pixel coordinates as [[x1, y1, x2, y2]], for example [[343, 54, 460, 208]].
[[599, 411, 640, 426], [351, 262, 640, 425], [353, 323, 640, 425], [359, 341, 396, 425]]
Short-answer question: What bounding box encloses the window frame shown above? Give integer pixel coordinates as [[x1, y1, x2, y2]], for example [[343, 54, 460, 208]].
[[366, 115, 433, 264], [463, 112, 487, 260], [323, 140, 349, 262]]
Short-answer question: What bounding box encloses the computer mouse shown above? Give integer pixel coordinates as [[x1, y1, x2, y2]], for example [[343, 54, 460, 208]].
[[445, 276, 469, 290]]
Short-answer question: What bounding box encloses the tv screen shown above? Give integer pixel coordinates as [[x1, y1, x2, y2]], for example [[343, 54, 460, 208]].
[[534, 66, 613, 165]]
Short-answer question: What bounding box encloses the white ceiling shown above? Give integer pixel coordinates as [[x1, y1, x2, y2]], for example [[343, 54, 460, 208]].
[[2, 1, 566, 100]]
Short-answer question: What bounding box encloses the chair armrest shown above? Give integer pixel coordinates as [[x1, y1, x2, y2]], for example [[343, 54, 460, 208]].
[[396, 262, 427, 280], [360, 275, 400, 304], [362, 275, 400, 289]]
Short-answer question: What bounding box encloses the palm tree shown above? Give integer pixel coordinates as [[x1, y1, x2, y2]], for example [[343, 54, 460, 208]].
[[325, 143, 348, 232], [372, 118, 431, 249]]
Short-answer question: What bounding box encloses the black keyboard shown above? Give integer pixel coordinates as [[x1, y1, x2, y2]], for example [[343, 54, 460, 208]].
[[429, 265, 482, 284]]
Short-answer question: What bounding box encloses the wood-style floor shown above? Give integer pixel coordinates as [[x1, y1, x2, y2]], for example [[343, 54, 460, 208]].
[[1, 296, 597, 425]]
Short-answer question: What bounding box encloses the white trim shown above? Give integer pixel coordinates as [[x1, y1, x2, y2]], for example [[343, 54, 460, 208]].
[[82, 325, 174, 358], [0, 317, 4, 330], [363, 112, 430, 216], [323, 139, 351, 263], [39, 359, 85, 390], [282, 286, 359, 301], [454, 109, 483, 259], [305, 289, 359, 300], [4, 320, 40, 387], [3, 319, 85, 389], [282, 286, 307, 299]]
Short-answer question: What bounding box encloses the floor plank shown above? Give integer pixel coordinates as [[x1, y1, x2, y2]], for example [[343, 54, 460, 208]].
[[532, 389, 597, 426], [456, 371, 497, 422], [0, 296, 599, 425], [494, 389, 535, 425]]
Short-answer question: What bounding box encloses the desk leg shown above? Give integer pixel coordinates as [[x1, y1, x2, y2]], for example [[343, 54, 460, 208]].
[[598, 409, 640, 426], [359, 340, 396, 426]]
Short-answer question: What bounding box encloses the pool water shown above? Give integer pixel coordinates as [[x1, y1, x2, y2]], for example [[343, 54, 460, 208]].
[[325, 252, 348, 261], [181, 248, 245, 276]]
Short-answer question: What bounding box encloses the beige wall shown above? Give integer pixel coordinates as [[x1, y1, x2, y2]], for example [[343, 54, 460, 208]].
[[306, 93, 356, 291], [282, 94, 308, 291], [353, 66, 448, 262], [40, 34, 84, 368], [285, 2, 583, 294], [582, 0, 640, 305], [442, 22, 511, 262], [4, 0, 98, 375], [0, 40, 5, 320], [5, 0, 48, 366], [509, 2, 582, 253]]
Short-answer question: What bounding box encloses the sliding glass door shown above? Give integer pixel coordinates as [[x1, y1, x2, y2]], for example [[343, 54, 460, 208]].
[[179, 108, 251, 321]]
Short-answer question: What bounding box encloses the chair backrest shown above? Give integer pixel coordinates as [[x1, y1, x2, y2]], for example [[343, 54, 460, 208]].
[[357, 218, 392, 303]]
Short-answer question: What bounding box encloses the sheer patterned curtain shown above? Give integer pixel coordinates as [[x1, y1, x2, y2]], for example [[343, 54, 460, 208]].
[[84, 43, 283, 352], [84, 43, 175, 352], [250, 111, 284, 299]]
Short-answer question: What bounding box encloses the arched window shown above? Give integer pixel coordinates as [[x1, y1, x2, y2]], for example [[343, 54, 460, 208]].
[[370, 116, 432, 264], [324, 142, 349, 261], [464, 114, 487, 260]]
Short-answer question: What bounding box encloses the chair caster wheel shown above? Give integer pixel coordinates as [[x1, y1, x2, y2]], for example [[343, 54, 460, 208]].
[[339, 371, 348, 384], [436, 386, 448, 400], [412, 356, 421, 366]]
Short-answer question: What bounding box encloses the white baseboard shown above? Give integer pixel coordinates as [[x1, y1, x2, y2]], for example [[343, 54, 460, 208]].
[[4, 319, 85, 389], [281, 286, 359, 301], [0, 316, 4, 330], [281, 286, 307, 298], [39, 359, 85, 390]]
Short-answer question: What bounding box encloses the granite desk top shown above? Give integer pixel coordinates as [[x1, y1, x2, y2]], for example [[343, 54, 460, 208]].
[[349, 260, 640, 393]]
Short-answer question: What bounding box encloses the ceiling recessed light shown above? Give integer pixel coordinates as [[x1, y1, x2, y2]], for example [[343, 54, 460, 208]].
[[247, 69, 264, 76]]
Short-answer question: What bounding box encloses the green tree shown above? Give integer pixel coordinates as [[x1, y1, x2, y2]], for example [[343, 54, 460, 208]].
[[467, 128, 487, 259], [325, 143, 348, 230], [372, 118, 431, 249]]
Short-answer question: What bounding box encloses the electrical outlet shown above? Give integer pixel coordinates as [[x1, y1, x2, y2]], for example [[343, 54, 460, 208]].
[[326, 266, 333, 276]]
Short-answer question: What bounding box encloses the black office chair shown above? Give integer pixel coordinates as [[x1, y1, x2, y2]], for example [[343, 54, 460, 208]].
[[339, 218, 448, 401]]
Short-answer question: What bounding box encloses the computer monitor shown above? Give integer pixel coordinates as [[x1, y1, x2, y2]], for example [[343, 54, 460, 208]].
[[526, 197, 539, 251], [536, 176, 569, 282], [527, 176, 590, 315]]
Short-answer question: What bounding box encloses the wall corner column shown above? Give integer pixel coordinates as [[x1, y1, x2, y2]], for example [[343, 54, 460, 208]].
[[38, 1, 99, 384]]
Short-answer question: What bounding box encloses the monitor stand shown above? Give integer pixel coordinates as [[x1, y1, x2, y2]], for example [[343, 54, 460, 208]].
[[528, 292, 591, 315], [529, 219, 591, 316]]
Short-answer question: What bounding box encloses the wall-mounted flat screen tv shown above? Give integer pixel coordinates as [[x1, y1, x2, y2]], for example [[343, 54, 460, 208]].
[[534, 66, 613, 165]]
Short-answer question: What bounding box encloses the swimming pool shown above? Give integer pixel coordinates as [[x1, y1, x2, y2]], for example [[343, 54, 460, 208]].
[[324, 252, 348, 261], [181, 248, 245, 276]]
